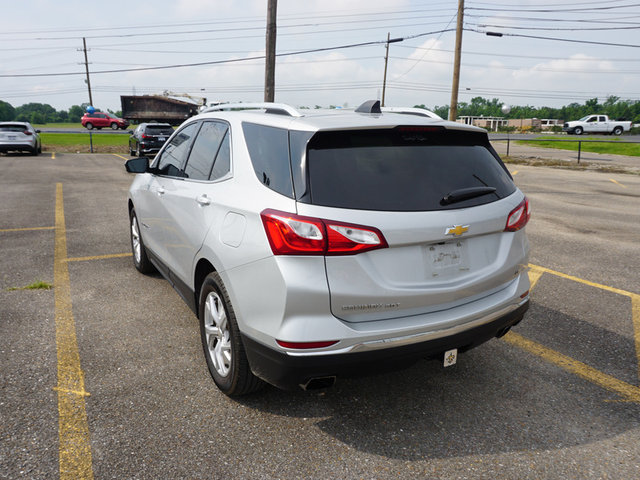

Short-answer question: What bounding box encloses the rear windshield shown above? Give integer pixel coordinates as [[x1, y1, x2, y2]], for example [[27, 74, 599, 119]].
[[0, 125, 27, 132], [305, 127, 515, 211], [145, 126, 174, 135]]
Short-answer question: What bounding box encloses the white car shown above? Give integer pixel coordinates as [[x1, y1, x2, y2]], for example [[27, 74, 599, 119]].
[[0, 122, 42, 155], [125, 100, 531, 395]]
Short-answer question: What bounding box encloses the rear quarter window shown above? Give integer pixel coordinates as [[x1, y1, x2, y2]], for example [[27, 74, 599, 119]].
[[305, 127, 515, 211], [242, 122, 293, 198]]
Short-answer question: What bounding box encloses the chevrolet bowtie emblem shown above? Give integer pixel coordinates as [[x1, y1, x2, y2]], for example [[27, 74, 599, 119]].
[[445, 225, 469, 236]]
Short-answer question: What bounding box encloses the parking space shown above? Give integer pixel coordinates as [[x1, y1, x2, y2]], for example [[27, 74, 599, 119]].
[[1, 156, 639, 479]]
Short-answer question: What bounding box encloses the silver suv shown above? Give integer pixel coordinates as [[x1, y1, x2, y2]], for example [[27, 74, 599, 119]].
[[125, 101, 530, 395]]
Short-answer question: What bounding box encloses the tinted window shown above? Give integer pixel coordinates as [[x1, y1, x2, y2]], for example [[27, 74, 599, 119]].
[[183, 121, 229, 181], [305, 127, 515, 211], [145, 125, 174, 136], [242, 123, 293, 198], [211, 131, 231, 181], [155, 122, 199, 177]]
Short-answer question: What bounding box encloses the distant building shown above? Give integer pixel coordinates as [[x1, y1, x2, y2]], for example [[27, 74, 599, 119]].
[[458, 116, 562, 131]]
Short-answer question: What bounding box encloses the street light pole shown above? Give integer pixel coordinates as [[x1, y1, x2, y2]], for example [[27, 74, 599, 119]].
[[449, 0, 464, 121]]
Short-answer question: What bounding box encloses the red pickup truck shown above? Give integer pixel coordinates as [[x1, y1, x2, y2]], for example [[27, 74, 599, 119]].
[[81, 112, 129, 130]]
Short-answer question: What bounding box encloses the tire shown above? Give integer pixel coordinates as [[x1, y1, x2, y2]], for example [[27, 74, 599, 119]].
[[199, 272, 263, 396], [612, 126, 623, 136], [111, 122, 118, 130], [85, 122, 93, 130], [129, 209, 156, 274], [37, 145, 42, 154], [574, 126, 583, 135]]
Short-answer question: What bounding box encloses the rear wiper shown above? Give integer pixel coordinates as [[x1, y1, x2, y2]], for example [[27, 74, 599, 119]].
[[440, 186, 497, 206]]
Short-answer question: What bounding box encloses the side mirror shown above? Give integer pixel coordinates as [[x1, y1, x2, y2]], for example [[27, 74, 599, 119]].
[[125, 157, 149, 173], [35, 129, 41, 133], [129, 130, 134, 135]]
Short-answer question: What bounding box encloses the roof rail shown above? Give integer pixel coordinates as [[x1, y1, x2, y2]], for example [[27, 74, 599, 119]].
[[381, 107, 443, 120], [201, 102, 302, 117]]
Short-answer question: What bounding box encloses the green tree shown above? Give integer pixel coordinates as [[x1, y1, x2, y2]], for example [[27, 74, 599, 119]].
[[0, 100, 15, 121]]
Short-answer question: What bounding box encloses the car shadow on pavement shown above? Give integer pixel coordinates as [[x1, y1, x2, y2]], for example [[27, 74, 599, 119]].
[[238, 303, 640, 461]]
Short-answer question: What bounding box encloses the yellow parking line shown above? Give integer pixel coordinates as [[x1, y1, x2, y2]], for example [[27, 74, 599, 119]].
[[503, 332, 640, 403], [112, 153, 128, 160], [521, 263, 640, 399], [0, 226, 55, 233], [52, 152, 56, 160], [609, 178, 626, 188], [54, 183, 94, 480], [633, 296, 640, 381], [527, 265, 544, 290], [529, 263, 637, 299], [66, 252, 132, 263], [511, 170, 519, 176]]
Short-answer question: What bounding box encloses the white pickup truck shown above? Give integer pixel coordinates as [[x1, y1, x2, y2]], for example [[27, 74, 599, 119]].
[[563, 115, 632, 135]]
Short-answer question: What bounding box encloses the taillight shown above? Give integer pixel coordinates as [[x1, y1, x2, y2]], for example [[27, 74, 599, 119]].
[[505, 197, 531, 232], [23, 131, 32, 136], [260, 209, 388, 256]]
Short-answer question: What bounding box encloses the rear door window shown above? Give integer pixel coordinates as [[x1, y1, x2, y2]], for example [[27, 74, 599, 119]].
[[183, 121, 229, 181], [305, 127, 515, 211]]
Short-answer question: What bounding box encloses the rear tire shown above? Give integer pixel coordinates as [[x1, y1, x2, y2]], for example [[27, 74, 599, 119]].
[[129, 209, 156, 274], [199, 272, 263, 396], [612, 126, 623, 136]]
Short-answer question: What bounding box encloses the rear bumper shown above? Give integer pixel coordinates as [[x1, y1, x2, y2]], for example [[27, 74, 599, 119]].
[[0, 143, 36, 152], [242, 300, 529, 390]]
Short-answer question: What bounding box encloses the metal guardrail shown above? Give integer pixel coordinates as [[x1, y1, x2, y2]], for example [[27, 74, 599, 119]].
[[491, 137, 640, 164]]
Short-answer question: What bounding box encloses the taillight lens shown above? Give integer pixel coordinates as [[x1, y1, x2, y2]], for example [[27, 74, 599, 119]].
[[261, 209, 388, 256], [505, 197, 531, 232], [23, 130, 33, 136], [276, 340, 338, 349]]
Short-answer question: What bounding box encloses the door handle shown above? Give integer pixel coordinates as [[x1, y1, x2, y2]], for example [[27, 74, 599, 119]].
[[156, 187, 165, 196], [196, 194, 211, 206]]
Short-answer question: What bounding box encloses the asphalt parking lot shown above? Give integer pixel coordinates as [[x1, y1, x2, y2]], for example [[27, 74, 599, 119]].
[[1, 153, 639, 479]]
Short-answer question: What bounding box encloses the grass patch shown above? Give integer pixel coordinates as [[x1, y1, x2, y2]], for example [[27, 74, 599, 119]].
[[7, 280, 53, 291], [502, 156, 638, 175], [41, 132, 129, 153], [517, 136, 640, 157]]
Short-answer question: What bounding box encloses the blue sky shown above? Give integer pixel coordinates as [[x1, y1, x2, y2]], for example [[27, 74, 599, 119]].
[[1, 0, 638, 112]]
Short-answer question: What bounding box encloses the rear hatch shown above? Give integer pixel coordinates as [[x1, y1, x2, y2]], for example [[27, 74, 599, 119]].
[[143, 125, 174, 147], [295, 126, 527, 323], [0, 124, 30, 143]]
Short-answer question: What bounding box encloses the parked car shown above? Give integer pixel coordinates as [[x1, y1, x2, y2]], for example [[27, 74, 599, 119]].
[[563, 114, 632, 135], [0, 122, 42, 155], [129, 123, 174, 156], [125, 100, 531, 396], [81, 111, 129, 130]]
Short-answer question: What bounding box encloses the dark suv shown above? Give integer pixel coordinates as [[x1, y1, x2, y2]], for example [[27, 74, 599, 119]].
[[129, 123, 174, 156], [81, 112, 129, 130]]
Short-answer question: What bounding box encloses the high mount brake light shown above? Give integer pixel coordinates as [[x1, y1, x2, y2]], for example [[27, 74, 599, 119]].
[[260, 209, 388, 256], [505, 197, 531, 232]]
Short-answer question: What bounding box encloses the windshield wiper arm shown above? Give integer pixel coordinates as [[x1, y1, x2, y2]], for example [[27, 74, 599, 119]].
[[440, 186, 497, 206]]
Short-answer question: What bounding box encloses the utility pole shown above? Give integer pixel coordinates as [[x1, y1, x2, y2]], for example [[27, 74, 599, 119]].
[[81, 37, 93, 106], [264, 0, 277, 102], [381, 33, 390, 107], [449, 0, 464, 121]]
